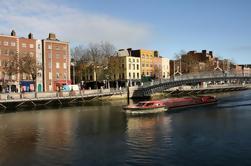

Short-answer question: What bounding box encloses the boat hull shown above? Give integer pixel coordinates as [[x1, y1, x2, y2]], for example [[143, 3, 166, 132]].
[[123, 106, 168, 115]]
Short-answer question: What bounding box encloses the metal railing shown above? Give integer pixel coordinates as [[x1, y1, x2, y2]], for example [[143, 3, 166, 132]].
[[139, 72, 251, 89]]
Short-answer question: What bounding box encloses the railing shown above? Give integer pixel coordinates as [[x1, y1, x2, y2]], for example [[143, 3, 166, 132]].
[[139, 72, 251, 88], [0, 88, 126, 101]]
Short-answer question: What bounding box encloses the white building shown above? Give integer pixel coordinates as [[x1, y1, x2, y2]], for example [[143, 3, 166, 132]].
[[161, 57, 170, 79]]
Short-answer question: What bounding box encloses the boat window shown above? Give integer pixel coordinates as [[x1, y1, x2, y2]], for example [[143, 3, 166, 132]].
[[136, 103, 145, 106], [145, 103, 154, 106]]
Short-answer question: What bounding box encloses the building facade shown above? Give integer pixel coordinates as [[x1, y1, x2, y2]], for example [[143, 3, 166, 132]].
[[109, 49, 141, 86], [42, 33, 71, 92], [131, 49, 157, 77], [0, 30, 18, 92], [161, 57, 170, 79], [0, 30, 71, 93]]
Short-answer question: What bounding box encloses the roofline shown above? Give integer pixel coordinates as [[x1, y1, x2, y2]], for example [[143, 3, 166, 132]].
[[0, 34, 17, 38], [42, 39, 69, 44]]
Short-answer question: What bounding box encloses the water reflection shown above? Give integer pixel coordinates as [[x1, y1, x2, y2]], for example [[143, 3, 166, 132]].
[[1, 91, 251, 165], [125, 114, 172, 165]]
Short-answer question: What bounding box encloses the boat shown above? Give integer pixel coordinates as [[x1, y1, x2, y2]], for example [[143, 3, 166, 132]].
[[123, 96, 217, 114], [123, 100, 168, 115], [163, 96, 217, 110]]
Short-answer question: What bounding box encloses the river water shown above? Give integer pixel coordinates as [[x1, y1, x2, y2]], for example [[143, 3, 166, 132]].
[[1, 90, 251, 166]]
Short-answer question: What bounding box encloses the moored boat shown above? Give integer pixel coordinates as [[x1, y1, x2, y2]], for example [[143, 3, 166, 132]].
[[163, 96, 217, 110], [123, 100, 168, 115], [123, 96, 217, 115]]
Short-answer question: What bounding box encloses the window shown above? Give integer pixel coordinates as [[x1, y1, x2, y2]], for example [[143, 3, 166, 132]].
[[22, 43, 26, 48], [3, 41, 8, 46], [64, 63, 67, 69], [56, 54, 60, 59], [133, 59, 135, 62], [55, 46, 60, 50], [30, 52, 34, 57], [48, 62, 52, 68], [122, 73, 125, 79], [128, 58, 131, 62], [30, 44, 34, 48], [122, 64, 124, 69], [48, 53, 52, 58], [64, 73, 67, 79], [49, 72, 52, 80], [56, 73, 60, 79], [137, 73, 139, 78], [38, 44, 41, 49], [63, 54, 67, 60], [146, 64, 149, 67], [137, 59, 139, 63], [11, 42, 16, 47], [56, 62, 60, 69], [137, 64, 139, 70], [142, 63, 145, 67], [4, 49, 8, 55], [133, 73, 135, 79], [48, 45, 52, 49], [133, 64, 135, 70], [9, 50, 15, 56], [129, 72, 131, 78]]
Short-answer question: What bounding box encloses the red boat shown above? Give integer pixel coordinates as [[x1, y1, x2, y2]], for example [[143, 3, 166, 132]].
[[123, 100, 168, 115], [163, 96, 217, 110], [123, 96, 217, 114]]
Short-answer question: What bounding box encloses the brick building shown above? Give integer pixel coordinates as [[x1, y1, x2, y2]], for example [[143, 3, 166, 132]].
[[42, 33, 71, 92], [170, 50, 232, 76], [0, 30, 70, 92]]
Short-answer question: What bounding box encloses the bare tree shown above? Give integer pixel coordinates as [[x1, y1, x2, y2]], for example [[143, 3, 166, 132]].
[[71, 41, 116, 86], [2, 54, 19, 91], [19, 53, 42, 92]]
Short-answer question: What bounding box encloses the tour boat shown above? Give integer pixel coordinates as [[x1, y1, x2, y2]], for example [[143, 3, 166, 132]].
[[123, 96, 217, 114], [123, 100, 168, 114], [163, 96, 217, 110]]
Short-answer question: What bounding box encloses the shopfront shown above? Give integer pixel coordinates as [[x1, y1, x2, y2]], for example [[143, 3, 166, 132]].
[[20, 81, 35, 92], [54, 80, 71, 91]]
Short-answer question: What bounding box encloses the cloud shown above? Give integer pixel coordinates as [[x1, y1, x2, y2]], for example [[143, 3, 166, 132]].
[[0, 0, 152, 49]]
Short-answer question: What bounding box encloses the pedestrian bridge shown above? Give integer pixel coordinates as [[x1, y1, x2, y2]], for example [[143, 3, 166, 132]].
[[130, 72, 251, 98]]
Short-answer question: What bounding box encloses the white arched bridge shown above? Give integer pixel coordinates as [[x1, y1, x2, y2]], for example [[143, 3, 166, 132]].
[[129, 72, 251, 98]]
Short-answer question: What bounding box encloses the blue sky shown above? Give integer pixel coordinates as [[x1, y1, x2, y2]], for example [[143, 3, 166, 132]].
[[1, 0, 251, 63]]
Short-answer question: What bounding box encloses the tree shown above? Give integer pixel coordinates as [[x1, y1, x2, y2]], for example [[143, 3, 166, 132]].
[[18, 53, 42, 92], [71, 41, 116, 87], [2, 53, 19, 91]]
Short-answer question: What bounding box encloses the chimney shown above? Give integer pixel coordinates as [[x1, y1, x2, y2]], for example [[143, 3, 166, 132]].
[[48, 33, 56, 40], [127, 48, 132, 56], [154, 50, 159, 57], [209, 51, 213, 56], [11, 30, 16, 36], [202, 50, 207, 55], [28, 33, 33, 39]]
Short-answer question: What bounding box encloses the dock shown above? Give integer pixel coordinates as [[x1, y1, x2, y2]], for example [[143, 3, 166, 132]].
[[0, 89, 126, 110]]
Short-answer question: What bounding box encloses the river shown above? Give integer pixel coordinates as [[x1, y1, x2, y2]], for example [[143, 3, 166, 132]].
[[1, 90, 251, 166]]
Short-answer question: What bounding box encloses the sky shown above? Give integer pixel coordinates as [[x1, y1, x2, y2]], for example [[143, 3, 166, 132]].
[[0, 0, 251, 63]]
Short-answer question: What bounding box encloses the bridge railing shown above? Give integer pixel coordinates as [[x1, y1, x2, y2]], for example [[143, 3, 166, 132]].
[[139, 72, 251, 88]]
